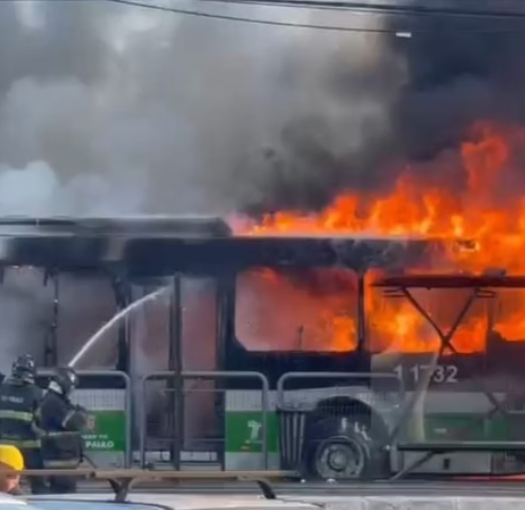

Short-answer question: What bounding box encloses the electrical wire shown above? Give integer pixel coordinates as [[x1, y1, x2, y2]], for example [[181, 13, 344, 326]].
[[107, 0, 525, 33], [165, 0, 525, 21], [107, 0, 405, 32]]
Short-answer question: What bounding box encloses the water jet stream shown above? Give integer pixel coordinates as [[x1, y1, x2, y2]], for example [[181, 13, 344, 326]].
[[68, 286, 170, 368]]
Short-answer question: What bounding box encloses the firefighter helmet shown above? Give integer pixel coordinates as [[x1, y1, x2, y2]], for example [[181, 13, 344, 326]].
[[52, 366, 78, 396], [11, 354, 36, 383]]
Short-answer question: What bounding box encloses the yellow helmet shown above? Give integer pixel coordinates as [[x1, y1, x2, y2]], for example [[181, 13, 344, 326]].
[[0, 445, 24, 472]]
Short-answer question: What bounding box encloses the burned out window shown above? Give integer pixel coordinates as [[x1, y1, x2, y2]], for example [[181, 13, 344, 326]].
[[235, 268, 358, 352], [366, 271, 489, 355], [128, 277, 218, 373], [128, 278, 219, 456], [0, 268, 121, 372], [57, 275, 119, 369]]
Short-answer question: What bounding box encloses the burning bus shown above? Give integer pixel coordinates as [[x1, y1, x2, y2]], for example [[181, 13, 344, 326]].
[[1, 123, 525, 479], [0, 214, 524, 481]]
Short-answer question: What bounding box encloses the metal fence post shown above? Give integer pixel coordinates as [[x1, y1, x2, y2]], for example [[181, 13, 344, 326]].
[[139, 374, 148, 468], [120, 371, 132, 468], [259, 374, 269, 470]]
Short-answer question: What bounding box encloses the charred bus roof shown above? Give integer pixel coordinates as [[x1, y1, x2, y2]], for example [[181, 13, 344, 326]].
[[0, 215, 233, 237], [0, 215, 466, 277]]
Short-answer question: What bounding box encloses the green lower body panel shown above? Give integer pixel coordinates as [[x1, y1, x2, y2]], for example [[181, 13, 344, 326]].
[[225, 411, 279, 470], [423, 414, 513, 441], [224, 390, 525, 472], [74, 390, 126, 468]]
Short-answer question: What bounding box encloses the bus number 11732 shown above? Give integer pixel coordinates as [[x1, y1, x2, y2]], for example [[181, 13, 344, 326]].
[[393, 363, 459, 385]]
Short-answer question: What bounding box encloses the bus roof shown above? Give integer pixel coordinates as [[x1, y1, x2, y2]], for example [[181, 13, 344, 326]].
[[0, 215, 232, 238], [0, 216, 467, 277], [0, 215, 478, 277]]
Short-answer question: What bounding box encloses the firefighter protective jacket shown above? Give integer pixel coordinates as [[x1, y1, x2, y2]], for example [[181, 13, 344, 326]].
[[0, 378, 43, 449], [38, 390, 87, 468]]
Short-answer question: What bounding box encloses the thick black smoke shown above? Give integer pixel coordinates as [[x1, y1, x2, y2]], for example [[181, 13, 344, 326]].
[[248, 2, 525, 213], [387, 2, 525, 162], [242, 28, 405, 214]]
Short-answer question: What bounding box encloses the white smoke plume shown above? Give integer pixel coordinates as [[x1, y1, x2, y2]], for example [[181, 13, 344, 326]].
[[0, 0, 402, 215]]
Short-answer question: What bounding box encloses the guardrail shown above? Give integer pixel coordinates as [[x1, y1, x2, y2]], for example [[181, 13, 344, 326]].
[[139, 370, 270, 470], [276, 371, 405, 409], [29, 369, 401, 474], [36, 369, 132, 468], [21, 469, 297, 501]]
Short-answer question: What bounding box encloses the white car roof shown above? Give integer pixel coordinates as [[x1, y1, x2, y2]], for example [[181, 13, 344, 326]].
[[0, 494, 27, 506], [0, 493, 42, 510], [28, 493, 320, 510]]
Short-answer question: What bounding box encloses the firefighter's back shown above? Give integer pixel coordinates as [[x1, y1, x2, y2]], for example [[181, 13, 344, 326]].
[[0, 356, 47, 495], [0, 378, 39, 448]]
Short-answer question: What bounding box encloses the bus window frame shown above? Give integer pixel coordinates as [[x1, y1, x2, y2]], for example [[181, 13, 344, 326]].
[[230, 266, 364, 355]]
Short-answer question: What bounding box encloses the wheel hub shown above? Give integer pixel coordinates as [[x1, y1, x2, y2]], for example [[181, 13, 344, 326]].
[[327, 449, 349, 470], [315, 439, 366, 480]]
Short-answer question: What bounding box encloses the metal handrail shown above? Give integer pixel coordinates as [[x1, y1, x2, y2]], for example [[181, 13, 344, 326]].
[[276, 371, 404, 409]]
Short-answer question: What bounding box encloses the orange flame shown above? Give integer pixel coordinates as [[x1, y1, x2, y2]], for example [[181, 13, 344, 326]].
[[233, 122, 525, 354]]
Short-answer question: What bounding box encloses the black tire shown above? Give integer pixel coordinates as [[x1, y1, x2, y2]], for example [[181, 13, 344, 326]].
[[307, 415, 390, 481], [312, 435, 368, 480]]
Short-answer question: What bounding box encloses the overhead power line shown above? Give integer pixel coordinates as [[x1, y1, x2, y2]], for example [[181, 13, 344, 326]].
[[172, 0, 525, 21], [107, 0, 525, 33], [107, 0, 403, 32]]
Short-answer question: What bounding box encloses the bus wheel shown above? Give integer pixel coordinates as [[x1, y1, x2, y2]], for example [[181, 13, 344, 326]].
[[307, 415, 390, 481], [312, 435, 369, 480]]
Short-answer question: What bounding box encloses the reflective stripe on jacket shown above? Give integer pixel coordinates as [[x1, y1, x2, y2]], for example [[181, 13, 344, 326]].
[[0, 437, 40, 448], [0, 410, 32, 422], [43, 458, 80, 469]]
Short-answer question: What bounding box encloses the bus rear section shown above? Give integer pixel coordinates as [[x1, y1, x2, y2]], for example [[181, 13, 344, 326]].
[[224, 267, 525, 479]]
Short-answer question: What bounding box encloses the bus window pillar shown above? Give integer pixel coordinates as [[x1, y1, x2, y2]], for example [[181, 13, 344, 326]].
[[168, 275, 183, 470], [43, 270, 59, 367], [357, 269, 366, 351], [110, 275, 132, 373]]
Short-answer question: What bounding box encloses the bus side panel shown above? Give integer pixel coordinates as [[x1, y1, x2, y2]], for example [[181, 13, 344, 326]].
[[225, 390, 279, 470], [74, 389, 127, 468]]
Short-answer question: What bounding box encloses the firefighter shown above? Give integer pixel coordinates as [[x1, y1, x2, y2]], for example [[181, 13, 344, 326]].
[[38, 367, 87, 494], [0, 355, 46, 494], [0, 444, 24, 495]]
